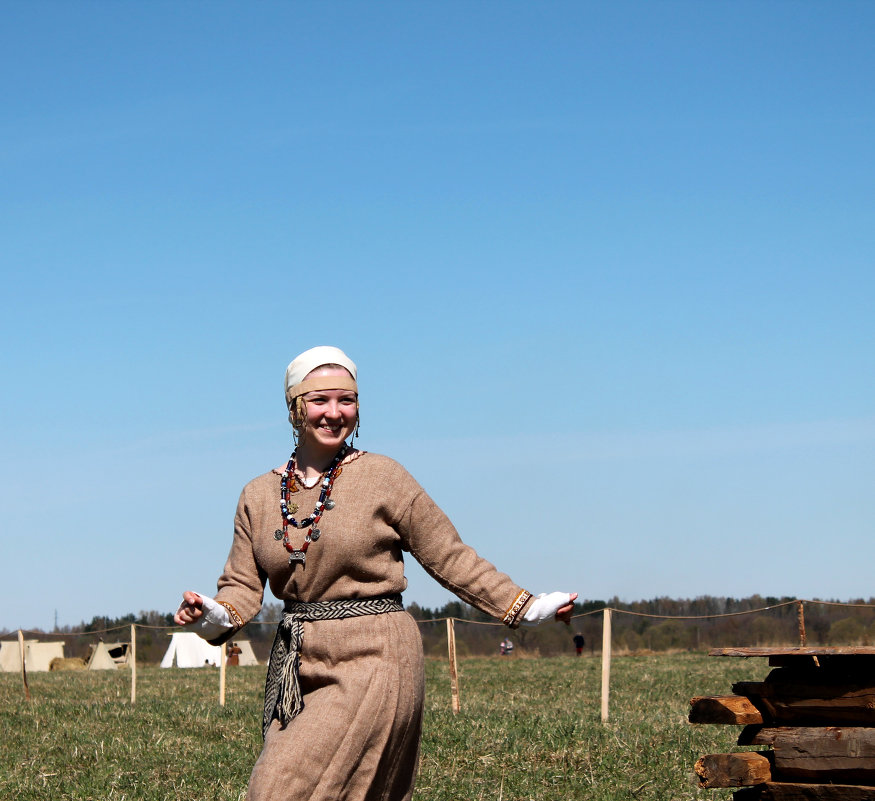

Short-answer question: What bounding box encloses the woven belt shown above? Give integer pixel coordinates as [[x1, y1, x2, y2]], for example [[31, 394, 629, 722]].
[[262, 594, 404, 738]]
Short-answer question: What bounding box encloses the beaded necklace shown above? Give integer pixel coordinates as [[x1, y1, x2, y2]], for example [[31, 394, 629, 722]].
[[275, 445, 347, 568]]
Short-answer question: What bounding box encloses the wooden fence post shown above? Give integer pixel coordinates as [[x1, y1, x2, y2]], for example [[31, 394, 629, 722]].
[[446, 618, 460, 714], [796, 600, 819, 666], [219, 641, 227, 707], [130, 624, 137, 705], [600, 608, 612, 723], [18, 630, 31, 701], [797, 601, 807, 646]]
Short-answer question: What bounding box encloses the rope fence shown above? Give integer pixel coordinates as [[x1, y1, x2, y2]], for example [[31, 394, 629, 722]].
[[3, 598, 874, 722]]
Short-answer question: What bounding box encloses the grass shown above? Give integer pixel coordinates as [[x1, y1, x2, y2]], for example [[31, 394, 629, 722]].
[[0, 653, 764, 800]]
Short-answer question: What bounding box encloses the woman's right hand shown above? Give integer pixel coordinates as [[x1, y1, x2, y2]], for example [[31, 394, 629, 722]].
[[555, 592, 578, 624], [173, 591, 204, 625]]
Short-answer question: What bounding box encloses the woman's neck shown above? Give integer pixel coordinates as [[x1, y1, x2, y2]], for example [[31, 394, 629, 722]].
[[294, 440, 345, 482]]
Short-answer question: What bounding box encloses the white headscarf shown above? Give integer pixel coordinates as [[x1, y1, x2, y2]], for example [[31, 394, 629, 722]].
[[284, 346, 358, 410]]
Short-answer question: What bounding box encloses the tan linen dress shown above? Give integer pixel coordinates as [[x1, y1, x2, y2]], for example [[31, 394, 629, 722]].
[[212, 451, 533, 801]]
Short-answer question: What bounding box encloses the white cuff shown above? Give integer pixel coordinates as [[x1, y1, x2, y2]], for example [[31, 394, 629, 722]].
[[176, 593, 233, 640], [522, 592, 572, 625]]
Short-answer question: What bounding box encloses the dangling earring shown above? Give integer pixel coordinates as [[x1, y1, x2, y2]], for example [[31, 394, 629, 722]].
[[291, 397, 307, 448], [353, 402, 360, 442], [289, 405, 299, 447]]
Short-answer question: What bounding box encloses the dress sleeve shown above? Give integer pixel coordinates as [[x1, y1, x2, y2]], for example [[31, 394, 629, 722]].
[[210, 485, 268, 644], [396, 483, 534, 628]]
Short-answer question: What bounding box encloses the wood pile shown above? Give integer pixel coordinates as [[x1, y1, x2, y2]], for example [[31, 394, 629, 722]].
[[689, 647, 875, 801]]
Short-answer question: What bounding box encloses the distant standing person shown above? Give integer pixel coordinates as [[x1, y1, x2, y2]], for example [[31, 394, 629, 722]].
[[173, 346, 576, 801], [500, 636, 514, 656], [573, 631, 585, 656]]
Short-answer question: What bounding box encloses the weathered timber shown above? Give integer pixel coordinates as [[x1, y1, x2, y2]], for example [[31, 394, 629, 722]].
[[770, 657, 875, 674], [736, 727, 875, 783], [711, 647, 875, 672], [733, 674, 875, 726], [694, 752, 772, 788], [712, 648, 875, 658], [697, 651, 875, 797], [758, 665, 875, 688], [732, 781, 875, 800], [765, 655, 869, 669], [690, 695, 765, 725]]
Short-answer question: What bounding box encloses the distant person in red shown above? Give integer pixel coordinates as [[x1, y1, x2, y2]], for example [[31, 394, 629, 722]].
[[573, 632, 585, 656]]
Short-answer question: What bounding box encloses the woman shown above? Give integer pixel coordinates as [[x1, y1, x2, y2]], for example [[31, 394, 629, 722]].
[[175, 345, 576, 801]]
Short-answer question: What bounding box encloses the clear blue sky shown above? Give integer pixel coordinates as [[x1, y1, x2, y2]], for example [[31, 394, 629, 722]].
[[2, 1, 873, 631]]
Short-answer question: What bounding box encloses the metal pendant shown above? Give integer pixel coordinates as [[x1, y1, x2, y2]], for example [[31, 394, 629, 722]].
[[274, 529, 284, 540], [288, 550, 306, 567]]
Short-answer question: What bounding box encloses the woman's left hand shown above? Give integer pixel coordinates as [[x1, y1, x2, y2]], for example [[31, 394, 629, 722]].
[[555, 592, 578, 624]]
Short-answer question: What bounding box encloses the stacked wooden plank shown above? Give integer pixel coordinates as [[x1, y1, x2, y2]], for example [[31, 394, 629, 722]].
[[689, 647, 875, 801]]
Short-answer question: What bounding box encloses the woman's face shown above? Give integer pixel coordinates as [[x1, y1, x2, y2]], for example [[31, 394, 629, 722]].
[[299, 366, 358, 452]]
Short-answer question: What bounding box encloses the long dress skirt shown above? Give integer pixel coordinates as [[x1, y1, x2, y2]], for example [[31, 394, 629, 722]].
[[246, 610, 425, 801]]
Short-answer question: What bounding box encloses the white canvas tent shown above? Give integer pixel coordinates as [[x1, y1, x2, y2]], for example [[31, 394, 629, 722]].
[[103, 641, 130, 666], [160, 632, 221, 668], [28, 642, 66, 671], [0, 640, 65, 672], [229, 640, 258, 666], [87, 641, 118, 670], [0, 640, 34, 672], [0, 640, 36, 673]]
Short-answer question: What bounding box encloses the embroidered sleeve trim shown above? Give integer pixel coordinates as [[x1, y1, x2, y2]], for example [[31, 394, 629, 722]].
[[218, 601, 244, 631], [502, 590, 533, 629]]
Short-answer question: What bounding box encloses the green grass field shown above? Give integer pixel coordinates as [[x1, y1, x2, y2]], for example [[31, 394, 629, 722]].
[[1, 653, 764, 800]]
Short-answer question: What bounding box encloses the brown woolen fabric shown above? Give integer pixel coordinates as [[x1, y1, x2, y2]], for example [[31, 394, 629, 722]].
[[248, 611, 424, 800], [213, 452, 532, 801]]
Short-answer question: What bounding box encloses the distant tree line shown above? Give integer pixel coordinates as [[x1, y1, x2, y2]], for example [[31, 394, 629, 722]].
[[4, 595, 874, 663], [406, 594, 875, 658]]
